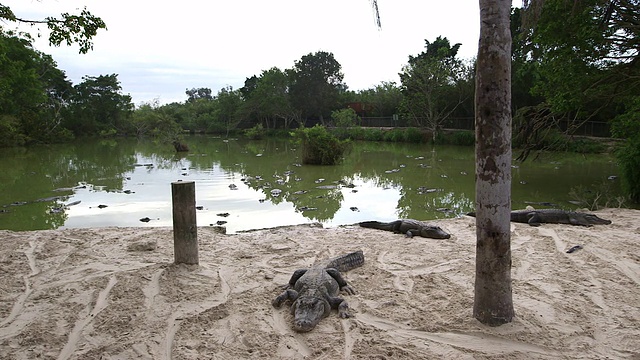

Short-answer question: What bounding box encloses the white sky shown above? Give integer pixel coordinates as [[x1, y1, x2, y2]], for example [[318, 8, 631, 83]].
[[4, 1, 504, 106]]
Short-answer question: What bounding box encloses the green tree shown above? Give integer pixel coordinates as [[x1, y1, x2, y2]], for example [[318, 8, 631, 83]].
[[65, 74, 133, 136], [0, 4, 106, 53], [215, 86, 243, 136], [0, 32, 73, 145], [241, 67, 301, 129], [289, 51, 346, 124], [295, 125, 350, 165], [186, 87, 213, 102], [399, 36, 472, 139], [332, 108, 360, 128], [515, 0, 639, 160], [473, 0, 514, 326], [352, 81, 403, 117]]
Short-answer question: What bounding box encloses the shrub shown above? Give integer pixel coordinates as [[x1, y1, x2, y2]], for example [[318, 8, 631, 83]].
[[332, 108, 360, 128], [363, 128, 385, 141], [295, 125, 350, 165], [566, 138, 606, 153], [383, 128, 405, 142], [615, 136, 640, 203], [451, 131, 475, 146], [403, 127, 425, 143], [568, 181, 628, 210], [244, 124, 265, 140]]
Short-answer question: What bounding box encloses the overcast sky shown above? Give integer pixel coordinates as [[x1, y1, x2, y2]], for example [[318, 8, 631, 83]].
[[5, 1, 509, 106]]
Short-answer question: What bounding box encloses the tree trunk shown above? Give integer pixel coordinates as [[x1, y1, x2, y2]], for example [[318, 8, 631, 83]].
[[473, 0, 514, 326]]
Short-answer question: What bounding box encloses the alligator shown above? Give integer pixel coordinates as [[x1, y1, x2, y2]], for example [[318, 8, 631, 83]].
[[272, 250, 364, 332], [467, 209, 612, 227], [358, 219, 451, 239]]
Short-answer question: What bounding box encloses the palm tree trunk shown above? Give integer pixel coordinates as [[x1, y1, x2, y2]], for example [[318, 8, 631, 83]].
[[473, 0, 515, 326]]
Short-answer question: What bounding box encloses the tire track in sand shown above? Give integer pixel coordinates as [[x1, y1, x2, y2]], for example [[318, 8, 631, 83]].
[[163, 267, 232, 360], [357, 312, 560, 357], [57, 275, 118, 360], [0, 240, 40, 335]]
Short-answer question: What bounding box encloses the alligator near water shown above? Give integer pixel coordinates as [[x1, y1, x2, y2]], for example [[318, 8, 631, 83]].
[[272, 250, 364, 332], [359, 219, 451, 239], [467, 209, 612, 227]]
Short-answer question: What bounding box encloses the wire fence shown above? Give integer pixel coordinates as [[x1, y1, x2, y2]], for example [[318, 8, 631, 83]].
[[358, 117, 611, 137]]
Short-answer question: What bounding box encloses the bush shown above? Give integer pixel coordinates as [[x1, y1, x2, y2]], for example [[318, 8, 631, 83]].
[[616, 136, 640, 203], [295, 125, 350, 165], [244, 124, 265, 140], [568, 181, 628, 210], [0, 115, 27, 147], [450, 131, 475, 146], [403, 127, 425, 143], [332, 108, 360, 128], [566, 138, 606, 153], [363, 128, 385, 141], [383, 128, 405, 142]]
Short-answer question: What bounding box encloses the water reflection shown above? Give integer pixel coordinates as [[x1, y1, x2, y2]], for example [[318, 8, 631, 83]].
[[0, 136, 621, 233]]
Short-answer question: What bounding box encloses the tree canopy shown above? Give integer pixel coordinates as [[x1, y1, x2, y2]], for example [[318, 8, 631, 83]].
[[0, 3, 106, 53], [399, 36, 473, 137], [289, 51, 346, 124]]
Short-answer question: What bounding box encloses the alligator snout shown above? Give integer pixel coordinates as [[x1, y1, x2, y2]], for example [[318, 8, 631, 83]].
[[293, 319, 317, 332], [427, 226, 451, 239]]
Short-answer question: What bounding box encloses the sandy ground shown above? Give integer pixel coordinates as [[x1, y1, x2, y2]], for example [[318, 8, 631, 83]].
[[0, 208, 639, 359]]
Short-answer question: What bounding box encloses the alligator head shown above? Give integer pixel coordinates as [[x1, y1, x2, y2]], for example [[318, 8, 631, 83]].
[[420, 225, 451, 239], [290, 296, 331, 332], [584, 214, 612, 225]]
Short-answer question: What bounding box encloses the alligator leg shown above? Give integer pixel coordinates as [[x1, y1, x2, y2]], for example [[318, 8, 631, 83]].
[[328, 296, 351, 318], [286, 269, 308, 286], [326, 268, 356, 295], [272, 288, 299, 308], [405, 228, 420, 238], [527, 213, 542, 226]]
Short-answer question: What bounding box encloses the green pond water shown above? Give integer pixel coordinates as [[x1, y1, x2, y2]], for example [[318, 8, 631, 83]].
[[0, 136, 621, 233]]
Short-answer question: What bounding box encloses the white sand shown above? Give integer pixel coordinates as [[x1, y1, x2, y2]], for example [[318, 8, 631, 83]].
[[0, 208, 638, 359]]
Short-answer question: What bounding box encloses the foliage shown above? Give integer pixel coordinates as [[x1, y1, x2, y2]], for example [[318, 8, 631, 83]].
[[64, 74, 134, 137], [347, 81, 403, 117], [240, 67, 300, 129], [331, 108, 360, 128], [403, 127, 425, 143], [244, 124, 266, 140], [569, 181, 628, 210], [185, 87, 213, 102], [0, 115, 26, 146], [1, 4, 106, 54], [399, 36, 474, 139], [514, 0, 639, 157], [131, 99, 182, 144], [435, 130, 475, 146], [382, 128, 406, 142], [359, 128, 383, 141], [289, 51, 346, 123], [295, 125, 350, 165], [615, 138, 640, 203], [0, 32, 78, 144], [215, 86, 243, 135], [611, 97, 640, 202]]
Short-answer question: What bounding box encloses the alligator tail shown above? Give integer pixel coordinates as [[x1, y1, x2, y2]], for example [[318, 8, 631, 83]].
[[359, 220, 395, 231], [324, 250, 365, 272]]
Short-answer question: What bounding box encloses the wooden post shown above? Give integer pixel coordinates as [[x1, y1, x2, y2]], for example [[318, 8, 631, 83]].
[[171, 181, 198, 265]]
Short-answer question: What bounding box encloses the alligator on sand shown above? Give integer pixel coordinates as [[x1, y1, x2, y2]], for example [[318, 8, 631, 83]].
[[358, 219, 451, 239], [272, 250, 364, 332], [467, 208, 612, 227]]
